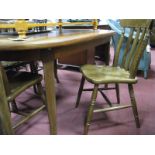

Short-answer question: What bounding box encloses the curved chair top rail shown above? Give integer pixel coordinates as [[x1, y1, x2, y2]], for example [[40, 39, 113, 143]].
[[120, 19, 152, 28]]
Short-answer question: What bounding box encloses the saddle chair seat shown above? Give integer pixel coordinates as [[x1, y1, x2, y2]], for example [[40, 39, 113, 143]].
[[81, 64, 137, 84]]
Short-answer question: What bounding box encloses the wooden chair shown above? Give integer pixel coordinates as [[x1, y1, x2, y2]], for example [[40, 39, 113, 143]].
[[0, 61, 46, 133], [1, 61, 42, 94], [75, 19, 152, 134]]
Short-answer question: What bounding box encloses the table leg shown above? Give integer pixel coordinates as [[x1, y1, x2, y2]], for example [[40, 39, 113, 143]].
[[42, 52, 57, 135], [0, 73, 13, 134]]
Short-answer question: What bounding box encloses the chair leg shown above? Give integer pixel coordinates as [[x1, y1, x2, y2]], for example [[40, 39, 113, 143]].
[[115, 84, 120, 104], [98, 88, 112, 106], [54, 59, 60, 83], [144, 70, 148, 79], [36, 82, 47, 106], [128, 84, 140, 128], [75, 76, 85, 108], [33, 85, 38, 94], [30, 61, 40, 94], [11, 100, 18, 113], [84, 84, 98, 135]]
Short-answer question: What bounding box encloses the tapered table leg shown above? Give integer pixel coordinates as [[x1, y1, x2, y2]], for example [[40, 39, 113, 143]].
[[42, 52, 57, 135]]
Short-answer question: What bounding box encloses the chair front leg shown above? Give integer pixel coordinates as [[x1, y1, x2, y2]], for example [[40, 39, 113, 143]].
[[84, 84, 98, 135], [75, 76, 85, 108], [128, 84, 140, 128]]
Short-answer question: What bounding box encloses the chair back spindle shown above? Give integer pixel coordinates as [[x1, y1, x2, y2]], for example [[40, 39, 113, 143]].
[[112, 19, 152, 79]]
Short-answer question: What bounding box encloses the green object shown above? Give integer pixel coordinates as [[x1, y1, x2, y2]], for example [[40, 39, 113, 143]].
[[75, 19, 152, 134]]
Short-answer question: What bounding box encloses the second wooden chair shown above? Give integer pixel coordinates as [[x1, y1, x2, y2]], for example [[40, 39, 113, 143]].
[[75, 19, 152, 134], [0, 61, 46, 134]]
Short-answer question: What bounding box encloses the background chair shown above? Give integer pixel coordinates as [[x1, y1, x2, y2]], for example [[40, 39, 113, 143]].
[[107, 19, 151, 79], [75, 19, 152, 134], [1, 61, 30, 71], [0, 61, 46, 134], [1, 61, 42, 94]]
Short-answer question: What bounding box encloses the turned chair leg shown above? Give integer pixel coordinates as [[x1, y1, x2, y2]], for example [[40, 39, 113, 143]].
[[84, 84, 98, 135], [75, 76, 85, 108], [128, 84, 140, 128], [115, 84, 120, 104]]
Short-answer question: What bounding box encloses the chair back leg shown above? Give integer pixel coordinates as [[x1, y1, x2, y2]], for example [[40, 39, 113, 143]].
[[10, 100, 18, 113], [128, 84, 140, 128], [36, 82, 47, 106], [115, 84, 120, 104], [75, 76, 85, 108], [54, 59, 60, 83]]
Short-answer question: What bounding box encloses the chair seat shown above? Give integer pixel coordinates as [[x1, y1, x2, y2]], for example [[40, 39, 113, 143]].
[[6, 71, 42, 101], [81, 64, 138, 84]]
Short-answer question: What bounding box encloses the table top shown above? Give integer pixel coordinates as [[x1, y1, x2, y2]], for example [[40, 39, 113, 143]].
[[0, 29, 114, 51]]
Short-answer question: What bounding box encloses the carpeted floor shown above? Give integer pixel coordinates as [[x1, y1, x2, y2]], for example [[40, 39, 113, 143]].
[[14, 47, 155, 135]]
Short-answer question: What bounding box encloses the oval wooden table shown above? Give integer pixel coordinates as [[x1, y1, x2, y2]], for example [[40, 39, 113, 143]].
[[0, 29, 114, 134]]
